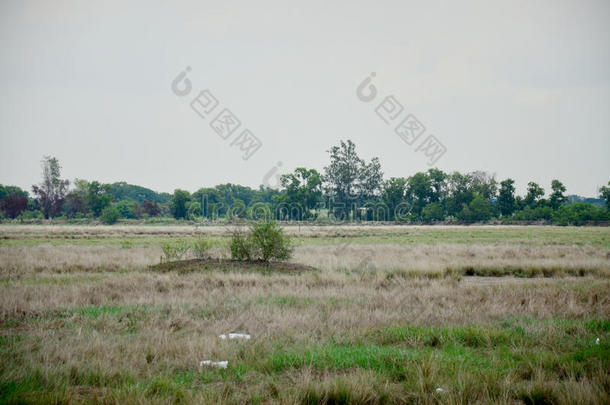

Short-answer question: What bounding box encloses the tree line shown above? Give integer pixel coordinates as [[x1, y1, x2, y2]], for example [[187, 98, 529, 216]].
[[1, 142, 609, 225]]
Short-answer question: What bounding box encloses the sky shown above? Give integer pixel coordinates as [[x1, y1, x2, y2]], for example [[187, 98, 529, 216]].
[[0, 0, 608, 197]]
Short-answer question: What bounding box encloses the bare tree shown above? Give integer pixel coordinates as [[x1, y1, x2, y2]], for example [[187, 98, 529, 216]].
[[32, 156, 69, 218]]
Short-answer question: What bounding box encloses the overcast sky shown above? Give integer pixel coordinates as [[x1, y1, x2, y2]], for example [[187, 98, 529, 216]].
[[0, 0, 608, 197]]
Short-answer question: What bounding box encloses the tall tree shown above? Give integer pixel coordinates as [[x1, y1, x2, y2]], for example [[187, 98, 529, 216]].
[[427, 168, 448, 203], [382, 177, 407, 221], [549, 180, 567, 209], [524, 182, 545, 208], [405, 172, 432, 217], [84, 181, 113, 216], [280, 168, 322, 220], [170, 189, 190, 219], [323, 140, 364, 219], [498, 178, 516, 216], [599, 181, 610, 210], [358, 157, 383, 201], [32, 156, 69, 218]]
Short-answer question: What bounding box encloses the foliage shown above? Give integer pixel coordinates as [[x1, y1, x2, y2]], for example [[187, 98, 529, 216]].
[[0, 185, 28, 200], [0, 193, 28, 218], [99, 206, 120, 225], [279, 168, 322, 220], [140, 200, 161, 217], [421, 202, 444, 222], [323, 140, 377, 220], [498, 178, 516, 216], [74, 179, 113, 216], [250, 221, 293, 261], [524, 182, 545, 208], [170, 189, 190, 219], [599, 181, 610, 210], [160, 239, 190, 262], [114, 200, 139, 219], [109, 182, 171, 204], [62, 192, 88, 218], [551, 202, 609, 225], [230, 221, 292, 262], [230, 231, 253, 261], [382, 177, 407, 221], [549, 179, 567, 209], [31, 156, 70, 218], [228, 199, 247, 219], [192, 238, 212, 259]]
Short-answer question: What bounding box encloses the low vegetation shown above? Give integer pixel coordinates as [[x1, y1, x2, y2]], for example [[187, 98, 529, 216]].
[[230, 221, 292, 262], [0, 224, 608, 403]]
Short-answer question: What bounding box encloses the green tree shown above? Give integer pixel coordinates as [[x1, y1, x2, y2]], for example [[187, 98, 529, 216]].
[[186, 200, 202, 219], [280, 168, 322, 220], [31, 156, 69, 218], [114, 200, 139, 219], [467, 194, 492, 222], [381, 177, 407, 221], [498, 178, 516, 216], [405, 172, 432, 217], [84, 181, 113, 216], [100, 205, 120, 224], [170, 189, 190, 219], [421, 202, 444, 222], [445, 172, 473, 216], [231, 221, 292, 262], [549, 180, 567, 209], [599, 181, 610, 210], [228, 198, 247, 219], [323, 140, 364, 220], [524, 182, 545, 208], [358, 157, 384, 202], [427, 168, 448, 203]]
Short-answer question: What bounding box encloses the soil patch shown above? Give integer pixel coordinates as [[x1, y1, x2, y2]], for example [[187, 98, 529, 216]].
[[149, 258, 317, 274]]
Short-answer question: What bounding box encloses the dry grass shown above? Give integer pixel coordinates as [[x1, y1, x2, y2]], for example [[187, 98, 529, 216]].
[[1, 241, 608, 279], [0, 225, 609, 404]]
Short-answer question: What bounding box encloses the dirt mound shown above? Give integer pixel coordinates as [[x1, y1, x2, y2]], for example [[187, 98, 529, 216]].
[[149, 258, 316, 274]]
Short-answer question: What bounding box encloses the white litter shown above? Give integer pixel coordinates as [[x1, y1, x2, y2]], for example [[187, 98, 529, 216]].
[[435, 387, 446, 394], [200, 360, 228, 369], [596, 337, 600, 345], [219, 333, 251, 340]]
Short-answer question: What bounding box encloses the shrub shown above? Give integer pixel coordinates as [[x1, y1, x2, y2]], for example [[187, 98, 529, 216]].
[[192, 238, 212, 259], [230, 221, 292, 262], [114, 201, 139, 219], [17, 210, 44, 222], [250, 221, 292, 261], [100, 206, 120, 224], [160, 239, 190, 262], [230, 231, 253, 261]]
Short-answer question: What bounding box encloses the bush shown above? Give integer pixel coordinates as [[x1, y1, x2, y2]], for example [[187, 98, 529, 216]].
[[250, 221, 292, 261], [100, 206, 120, 225], [230, 221, 292, 262], [192, 238, 212, 259], [17, 210, 44, 222], [160, 239, 190, 262], [551, 202, 609, 225], [230, 231, 254, 261], [114, 201, 139, 219]]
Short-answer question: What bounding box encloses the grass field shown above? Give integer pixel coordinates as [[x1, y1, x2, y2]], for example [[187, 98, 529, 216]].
[[0, 225, 609, 404]]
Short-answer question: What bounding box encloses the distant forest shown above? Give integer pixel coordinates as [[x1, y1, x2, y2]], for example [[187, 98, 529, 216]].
[[1, 140, 609, 225]]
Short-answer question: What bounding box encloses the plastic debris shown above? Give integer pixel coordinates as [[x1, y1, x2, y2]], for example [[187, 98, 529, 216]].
[[435, 387, 446, 394], [596, 337, 600, 345], [200, 360, 228, 369], [219, 333, 251, 340]]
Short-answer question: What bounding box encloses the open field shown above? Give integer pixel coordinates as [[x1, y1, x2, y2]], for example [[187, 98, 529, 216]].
[[0, 225, 609, 404]]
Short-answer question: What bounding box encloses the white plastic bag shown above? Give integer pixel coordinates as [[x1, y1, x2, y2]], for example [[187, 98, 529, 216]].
[[219, 333, 251, 340], [200, 360, 228, 369]]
